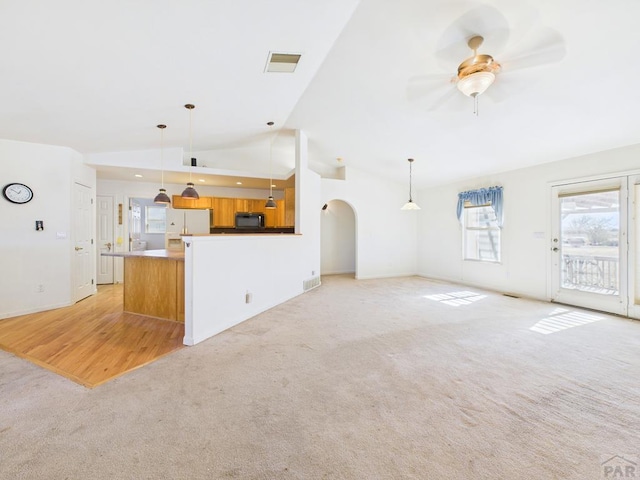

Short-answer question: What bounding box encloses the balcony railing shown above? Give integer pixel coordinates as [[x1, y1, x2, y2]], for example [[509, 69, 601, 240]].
[[562, 254, 619, 295]]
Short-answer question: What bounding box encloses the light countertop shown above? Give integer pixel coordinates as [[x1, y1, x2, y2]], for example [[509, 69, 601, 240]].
[[101, 249, 185, 260]]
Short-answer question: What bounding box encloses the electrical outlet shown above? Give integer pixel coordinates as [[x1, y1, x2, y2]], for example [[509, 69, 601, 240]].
[[36, 284, 44, 293], [311, 270, 316, 276]]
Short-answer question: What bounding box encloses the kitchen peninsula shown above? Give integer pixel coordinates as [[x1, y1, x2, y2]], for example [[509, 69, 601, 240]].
[[105, 227, 297, 323], [105, 250, 185, 322]]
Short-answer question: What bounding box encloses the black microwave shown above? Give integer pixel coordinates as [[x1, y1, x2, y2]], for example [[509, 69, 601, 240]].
[[235, 212, 265, 229]]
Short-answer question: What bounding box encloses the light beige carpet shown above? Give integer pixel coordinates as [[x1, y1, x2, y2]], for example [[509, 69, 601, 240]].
[[1, 274, 638, 479]]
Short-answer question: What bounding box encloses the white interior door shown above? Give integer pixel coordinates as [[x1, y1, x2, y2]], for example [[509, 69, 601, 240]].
[[550, 177, 628, 316], [96, 195, 114, 284], [129, 199, 141, 251], [73, 182, 94, 303]]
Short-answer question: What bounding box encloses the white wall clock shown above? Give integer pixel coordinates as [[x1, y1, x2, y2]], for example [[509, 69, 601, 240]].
[[3, 183, 34, 204]]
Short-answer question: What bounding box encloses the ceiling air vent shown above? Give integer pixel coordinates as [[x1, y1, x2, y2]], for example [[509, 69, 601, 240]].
[[265, 52, 301, 73]]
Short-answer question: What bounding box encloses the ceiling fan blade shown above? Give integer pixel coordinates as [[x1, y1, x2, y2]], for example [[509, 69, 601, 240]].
[[500, 27, 566, 72], [484, 74, 523, 103], [407, 73, 454, 100], [426, 86, 463, 112], [407, 73, 458, 111], [435, 4, 510, 63]]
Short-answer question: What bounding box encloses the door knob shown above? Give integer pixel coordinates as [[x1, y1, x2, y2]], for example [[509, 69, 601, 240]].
[[75, 246, 83, 251], [105, 242, 112, 251]]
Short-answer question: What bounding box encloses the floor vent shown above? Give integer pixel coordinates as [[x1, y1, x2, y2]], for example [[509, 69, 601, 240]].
[[303, 276, 321, 292]]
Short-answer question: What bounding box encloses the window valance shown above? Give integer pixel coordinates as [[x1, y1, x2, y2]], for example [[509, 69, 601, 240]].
[[456, 186, 504, 227]]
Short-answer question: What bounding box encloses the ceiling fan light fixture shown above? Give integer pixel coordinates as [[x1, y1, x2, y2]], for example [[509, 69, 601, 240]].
[[457, 71, 495, 97]]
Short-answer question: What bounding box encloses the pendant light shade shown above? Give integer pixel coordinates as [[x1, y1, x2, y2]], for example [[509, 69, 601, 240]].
[[154, 124, 171, 205], [265, 121, 276, 209], [181, 182, 199, 199], [401, 158, 421, 210], [181, 104, 200, 200], [154, 188, 171, 204], [265, 196, 277, 209]]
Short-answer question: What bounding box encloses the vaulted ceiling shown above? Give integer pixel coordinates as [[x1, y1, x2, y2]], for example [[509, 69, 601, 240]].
[[1, 0, 639, 188]]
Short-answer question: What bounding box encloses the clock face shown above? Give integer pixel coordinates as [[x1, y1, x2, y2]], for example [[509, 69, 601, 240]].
[[3, 183, 34, 204]]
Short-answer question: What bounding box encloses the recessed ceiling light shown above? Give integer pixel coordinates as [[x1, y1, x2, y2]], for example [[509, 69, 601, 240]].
[[265, 52, 302, 73], [135, 174, 143, 178], [236, 182, 242, 185]]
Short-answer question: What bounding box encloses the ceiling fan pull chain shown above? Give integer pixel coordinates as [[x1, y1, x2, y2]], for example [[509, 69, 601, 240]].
[[474, 94, 479, 116]]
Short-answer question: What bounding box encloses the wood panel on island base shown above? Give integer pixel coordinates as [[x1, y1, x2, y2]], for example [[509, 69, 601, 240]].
[[123, 256, 185, 322]]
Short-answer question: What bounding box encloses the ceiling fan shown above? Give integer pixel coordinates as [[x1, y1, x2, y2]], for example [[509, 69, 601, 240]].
[[407, 5, 566, 115], [454, 34, 501, 114]]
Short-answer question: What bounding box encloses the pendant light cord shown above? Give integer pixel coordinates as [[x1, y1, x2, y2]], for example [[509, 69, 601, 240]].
[[409, 159, 413, 201], [269, 122, 274, 197], [189, 106, 193, 183], [160, 126, 165, 188]]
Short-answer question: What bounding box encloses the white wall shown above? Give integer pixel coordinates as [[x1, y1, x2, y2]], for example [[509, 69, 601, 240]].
[[87, 147, 184, 171], [417, 143, 640, 300], [321, 200, 356, 275], [184, 235, 313, 344], [87, 146, 294, 181], [0, 139, 95, 319], [321, 166, 418, 279], [183, 146, 321, 345]]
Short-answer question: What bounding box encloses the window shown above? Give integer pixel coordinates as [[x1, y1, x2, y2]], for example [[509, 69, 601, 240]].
[[463, 203, 501, 262], [457, 186, 503, 263], [145, 206, 166, 234]]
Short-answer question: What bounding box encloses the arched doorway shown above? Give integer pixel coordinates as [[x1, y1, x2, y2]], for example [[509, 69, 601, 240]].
[[321, 199, 356, 277]]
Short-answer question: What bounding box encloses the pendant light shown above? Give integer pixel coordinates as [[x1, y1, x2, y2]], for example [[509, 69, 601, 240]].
[[265, 121, 277, 209], [153, 124, 171, 204], [181, 103, 200, 199], [401, 158, 421, 210]]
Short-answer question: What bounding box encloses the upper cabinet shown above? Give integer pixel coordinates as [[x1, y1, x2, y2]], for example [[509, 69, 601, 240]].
[[284, 187, 295, 227], [172, 190, 294, 229], [172, 195, 212, 209], [265, 200, 286, 227], [211, 197, 236, 227]]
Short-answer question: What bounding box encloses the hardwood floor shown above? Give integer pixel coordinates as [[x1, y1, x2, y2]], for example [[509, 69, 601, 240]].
[[0, 284, 184, 388]]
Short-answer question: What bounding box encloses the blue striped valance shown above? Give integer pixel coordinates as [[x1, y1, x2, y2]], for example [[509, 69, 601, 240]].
[[456, 186, 504, 227]]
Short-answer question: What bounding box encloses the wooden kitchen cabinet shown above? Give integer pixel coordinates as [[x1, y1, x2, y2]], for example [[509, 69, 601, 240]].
[[211, 195, 291, 229], [265, 200, 285, 227], [248, 199, 266, 214], [284, 188, 295, 227], [172, 195, 212, 209], [235, 198, 249, 213], [211, 197, 236, 227]]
